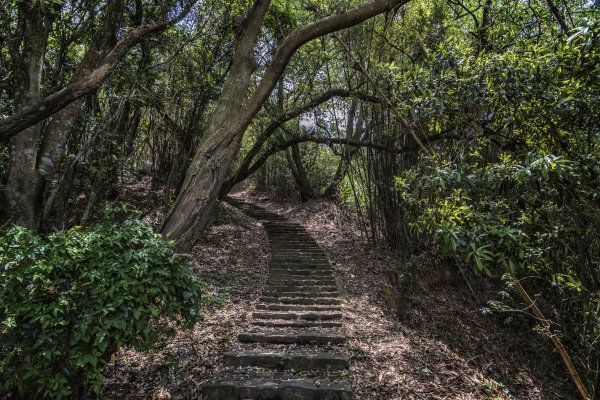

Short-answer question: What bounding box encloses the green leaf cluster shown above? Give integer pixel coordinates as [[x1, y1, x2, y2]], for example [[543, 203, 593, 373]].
[[0, 220, 201, 399]]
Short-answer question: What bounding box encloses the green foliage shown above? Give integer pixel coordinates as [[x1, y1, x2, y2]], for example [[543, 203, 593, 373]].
[[399, 153, 600, 271], [396, 153, 600, 389], [0, 220, 201, 399]]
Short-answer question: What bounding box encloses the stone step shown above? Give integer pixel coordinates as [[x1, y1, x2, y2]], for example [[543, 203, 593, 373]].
[[268, 233, 313, 237], [271, 264, 332, 269], [260, 296, 342, 305], [263, 291, 338, 298], [270, 262, 333, 272], [265, 225, 305, 228], [266, 229, 306, 234], [271, 249, 322, 253], [271, 256, 329, 267], [204, 376, 352, 400], [270, 239, 314, 242], [268, 282, 337, 288], [270, 266, 332, 273], [272, 260, 328, 264], [270, 266, 331, 272], [269, 239, 316, 243], [267, 236, 317, 239], [271, 249, 327, 260], [265, 285, 337, 293], [238, 331, 346, 345], [271, 254, 326, 258], [271, 253, 326, 258], [270, 239, 316, 243], [252, 320, 343, 328], [271, 249, 325, 253], [223, 351, 349, 371], [268, 279, 336, 286], [269, 273, 334, 279], [269, 238, 315, 241], [268, 279, 337, 287], [265, 284, 337, 291], [269, 270, 333, 277], [256, 303, 341, 312], [253, 311, 342, 321], [270, 246, 321, 250]]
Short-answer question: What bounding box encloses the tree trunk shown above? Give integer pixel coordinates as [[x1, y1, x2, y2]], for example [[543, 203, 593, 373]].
[[160, 0, 272, 250], [161, 0, 411, 250], [286, 144, 313, 201], [3, 3, 53, 228], [37, 0, 125, 182], [323, 99, 365, 198]]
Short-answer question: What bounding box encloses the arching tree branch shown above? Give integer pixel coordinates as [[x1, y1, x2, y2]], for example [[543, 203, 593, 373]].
[[0, 1, 197, 141], [221, 136, 403, 198], [221, 128, 461, 197], [220, 88, 382, 196]]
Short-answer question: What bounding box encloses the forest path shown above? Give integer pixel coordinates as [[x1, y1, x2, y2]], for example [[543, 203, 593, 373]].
[[204, 197, 352, 399]]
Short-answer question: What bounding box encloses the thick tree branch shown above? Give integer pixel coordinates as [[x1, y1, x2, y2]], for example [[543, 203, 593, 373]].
[[254, 88, 381, 155], [0, 1, 196, 141], [220, 128, 461, 198], [221, 136, 403, 198], [545, 0, 569, 33], [229, 0, 409, 137], [219, 88, 382, 197]]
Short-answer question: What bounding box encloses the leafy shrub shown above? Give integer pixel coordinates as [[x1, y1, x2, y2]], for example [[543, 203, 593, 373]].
[[0, 220, 201, 399], [396, 154, 600, 391]]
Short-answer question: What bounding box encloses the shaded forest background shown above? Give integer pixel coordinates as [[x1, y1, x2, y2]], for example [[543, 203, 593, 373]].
[[0, 0, 598, 398]]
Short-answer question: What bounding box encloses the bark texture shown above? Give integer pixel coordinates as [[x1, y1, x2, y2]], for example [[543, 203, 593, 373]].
[[286, 144, 313, 202], [3, 3, 53, 228]]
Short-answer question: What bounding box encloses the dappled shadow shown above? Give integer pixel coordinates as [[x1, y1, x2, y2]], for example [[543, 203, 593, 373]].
[[98, 203, 270, 399], [252, 195, 577, 399]]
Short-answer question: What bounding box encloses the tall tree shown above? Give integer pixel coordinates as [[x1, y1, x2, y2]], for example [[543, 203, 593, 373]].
[[3, 2, 55, 227], [160, 0, 410, 250], [0, 0, 195, 229]]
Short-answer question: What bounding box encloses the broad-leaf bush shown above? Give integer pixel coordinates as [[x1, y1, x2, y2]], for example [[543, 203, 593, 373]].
[[396, 154, 600, 390], [0, 220, 201, 399]]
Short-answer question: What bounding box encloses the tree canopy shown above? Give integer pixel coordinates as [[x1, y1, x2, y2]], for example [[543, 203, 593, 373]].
[[0, 0, 599, 398]]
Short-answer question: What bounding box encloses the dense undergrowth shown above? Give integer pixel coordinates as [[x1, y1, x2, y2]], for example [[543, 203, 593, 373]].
[[397, 154, 600, 395], [0, 219, 201, 399]]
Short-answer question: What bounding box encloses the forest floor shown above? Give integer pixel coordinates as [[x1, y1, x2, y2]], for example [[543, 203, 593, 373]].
[[98, 183, 577, 399]]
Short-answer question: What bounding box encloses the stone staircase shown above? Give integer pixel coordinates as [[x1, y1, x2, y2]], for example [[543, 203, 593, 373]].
[[204, 198, 352, 400]]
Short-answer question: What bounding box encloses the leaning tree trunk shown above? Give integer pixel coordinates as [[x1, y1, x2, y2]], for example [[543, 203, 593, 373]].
[[160, 0, 271, 250], [160, 0, 411, 250]]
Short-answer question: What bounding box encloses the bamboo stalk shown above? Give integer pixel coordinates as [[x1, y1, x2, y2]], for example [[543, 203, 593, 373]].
[[500, 260, 590, 399]]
